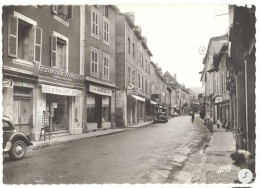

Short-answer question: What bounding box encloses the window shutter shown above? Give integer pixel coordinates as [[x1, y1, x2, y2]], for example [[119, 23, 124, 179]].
[[8, 15, 18, 58], [34, 27, 42, 63], [52, 5, 58, 14], [51, 35, 57, 67], [67, 5, 73, 20]]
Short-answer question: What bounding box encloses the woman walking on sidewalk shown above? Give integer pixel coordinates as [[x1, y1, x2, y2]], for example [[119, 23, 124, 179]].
[[191, 111, 195, 123]]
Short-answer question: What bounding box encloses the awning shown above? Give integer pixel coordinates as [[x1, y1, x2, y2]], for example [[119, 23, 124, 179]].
[[131, 95, 145, 102], [150, 100, 157, 105], [42, 84, 81, 96]]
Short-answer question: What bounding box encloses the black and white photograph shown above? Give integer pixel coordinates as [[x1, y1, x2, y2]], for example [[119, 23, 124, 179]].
[[1, 0, 258, 186]]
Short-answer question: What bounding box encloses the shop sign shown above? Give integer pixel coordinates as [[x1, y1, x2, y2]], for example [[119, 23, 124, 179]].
[[42, 84, 81, 96], [2, 78, 13, 88], [38, 65, 85, 84], [215, 97, 222, 104], [127, 84, 138, 95], [89, 85, 112, 96]]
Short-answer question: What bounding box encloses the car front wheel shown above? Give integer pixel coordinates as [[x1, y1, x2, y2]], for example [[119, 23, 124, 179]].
[[9, 140, 27, 160]]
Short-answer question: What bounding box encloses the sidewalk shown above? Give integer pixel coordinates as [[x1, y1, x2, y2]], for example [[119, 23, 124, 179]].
[[126, 120, 153, 128], [191, 118, 240, 183], [30, 120, 153, 152]]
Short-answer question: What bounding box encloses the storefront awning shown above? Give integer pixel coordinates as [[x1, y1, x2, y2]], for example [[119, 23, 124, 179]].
[[131, 95, 145, 101], [150, 100, 157, 105], [41, 84, 81, 96]]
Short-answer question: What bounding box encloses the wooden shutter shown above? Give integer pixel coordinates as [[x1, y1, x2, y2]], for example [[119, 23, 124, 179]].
[[52, 5, 58, 14], [34, 27, 42, 63], [51, 35, 57, 67], [8, 15, 18, 58], [67, 5, 73, 20]]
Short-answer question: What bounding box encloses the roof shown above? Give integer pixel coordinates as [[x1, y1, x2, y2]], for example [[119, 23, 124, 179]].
[[162, 71, 181, 87]]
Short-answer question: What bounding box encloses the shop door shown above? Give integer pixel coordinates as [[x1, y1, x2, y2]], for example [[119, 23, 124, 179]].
[[96, 95, 102, 128], [13, 99, 31, 135]]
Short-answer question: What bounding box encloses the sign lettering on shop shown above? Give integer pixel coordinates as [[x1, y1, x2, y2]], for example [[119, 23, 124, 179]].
[[215, 97, 222, 104], [42, 84, 81, 96], [38, 65, 85, 84], [89, 85, 112, 96]]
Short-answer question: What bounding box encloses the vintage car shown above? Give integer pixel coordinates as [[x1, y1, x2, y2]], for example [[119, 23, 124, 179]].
[[2, 116, 32, 160]]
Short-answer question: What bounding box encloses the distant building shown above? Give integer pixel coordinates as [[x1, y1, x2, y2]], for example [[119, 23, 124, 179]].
[[115, 12, 153, 127]]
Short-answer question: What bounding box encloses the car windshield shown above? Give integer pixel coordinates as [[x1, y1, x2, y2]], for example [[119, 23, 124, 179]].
[[3, 121, 14, 131]]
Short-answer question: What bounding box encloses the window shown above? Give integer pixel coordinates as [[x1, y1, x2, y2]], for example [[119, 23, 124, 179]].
[[52, 5, 73, 24], [132, 43, 135, 58], [141, 76, 144, 91], [103, 55, 109, 80], [145, 80, 148, 93], [128, 37, 131, 54], [145, 60, 148, 72], [148, 63, 150, 74], [103, 19, 109, 44], [138, 50, 141, 64], [132, 70, 136, 85], [138, 74, 141, 88], [51, 32, 68, 71], [128, 67, 131, 84], [104, 6, 109, 18], [91, 48, 99, 76], [8, 13, 42, 64], [102, 96, 111, 122], [91, 8, 99, 39], [141, 53, 144, 67]]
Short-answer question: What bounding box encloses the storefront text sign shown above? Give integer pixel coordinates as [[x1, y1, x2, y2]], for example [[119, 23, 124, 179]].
[[127, 84, 138, 95], [89, 85, 112, 96], [42, 84, 81, 96], [38, 65, 85, 84]]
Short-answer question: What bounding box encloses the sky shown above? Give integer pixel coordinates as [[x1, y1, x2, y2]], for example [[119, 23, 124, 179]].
[[118, 5, 229, 88]]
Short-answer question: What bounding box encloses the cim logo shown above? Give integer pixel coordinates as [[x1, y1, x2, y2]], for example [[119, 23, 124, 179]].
[[217, 165, 232, 174]]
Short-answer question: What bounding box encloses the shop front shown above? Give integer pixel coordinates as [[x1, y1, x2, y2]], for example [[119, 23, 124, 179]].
[[35, 65, 85, 140], [85, 84, 114, 131], [2, 67, 37, 139]]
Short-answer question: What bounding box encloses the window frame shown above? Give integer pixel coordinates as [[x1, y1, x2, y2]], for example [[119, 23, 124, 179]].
[[9, 12, 42, 67], [90, 46, 99, 77], [102, 53, 110, 80], [103, 16, 110, 45], [91, 7, 99, 40], [51, 31, 69, 71]]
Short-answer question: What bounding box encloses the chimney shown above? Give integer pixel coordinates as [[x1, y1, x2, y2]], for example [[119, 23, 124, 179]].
[[174, 73, 176, 80]]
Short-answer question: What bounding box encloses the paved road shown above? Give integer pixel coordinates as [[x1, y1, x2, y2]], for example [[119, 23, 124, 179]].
[[3, 115, 210, 184]]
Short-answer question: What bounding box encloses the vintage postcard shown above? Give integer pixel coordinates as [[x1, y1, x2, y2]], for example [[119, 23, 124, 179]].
[[1, 0, 258, 187]]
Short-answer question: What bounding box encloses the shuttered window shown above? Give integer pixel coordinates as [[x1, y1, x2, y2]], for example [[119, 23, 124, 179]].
[[91, 49, 99, 76], [51, 33, 68, 70], [103, 55, 109, 80], [8, 15, 42, 63], [52, 5, 73, 21], [91, 9, 99, 39], [103, 19, 109, 44]]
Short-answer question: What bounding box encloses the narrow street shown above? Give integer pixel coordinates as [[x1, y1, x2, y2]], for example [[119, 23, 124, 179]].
[[3, 115, 210, 184]]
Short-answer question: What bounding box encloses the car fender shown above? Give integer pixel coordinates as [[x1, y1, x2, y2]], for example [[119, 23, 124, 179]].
[[9, 133, 32, 146]]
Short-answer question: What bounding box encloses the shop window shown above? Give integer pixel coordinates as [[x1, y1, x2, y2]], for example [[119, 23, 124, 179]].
[[87, 93, 96, 122], [103, 18, 109, 44], [103, 55, 109, 80], [51, 32, 68, 71], [91, 48, 99, 76], [91, 8, 99, 39], [8, 14, 42, 64], [102, 96, 111, 122]]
